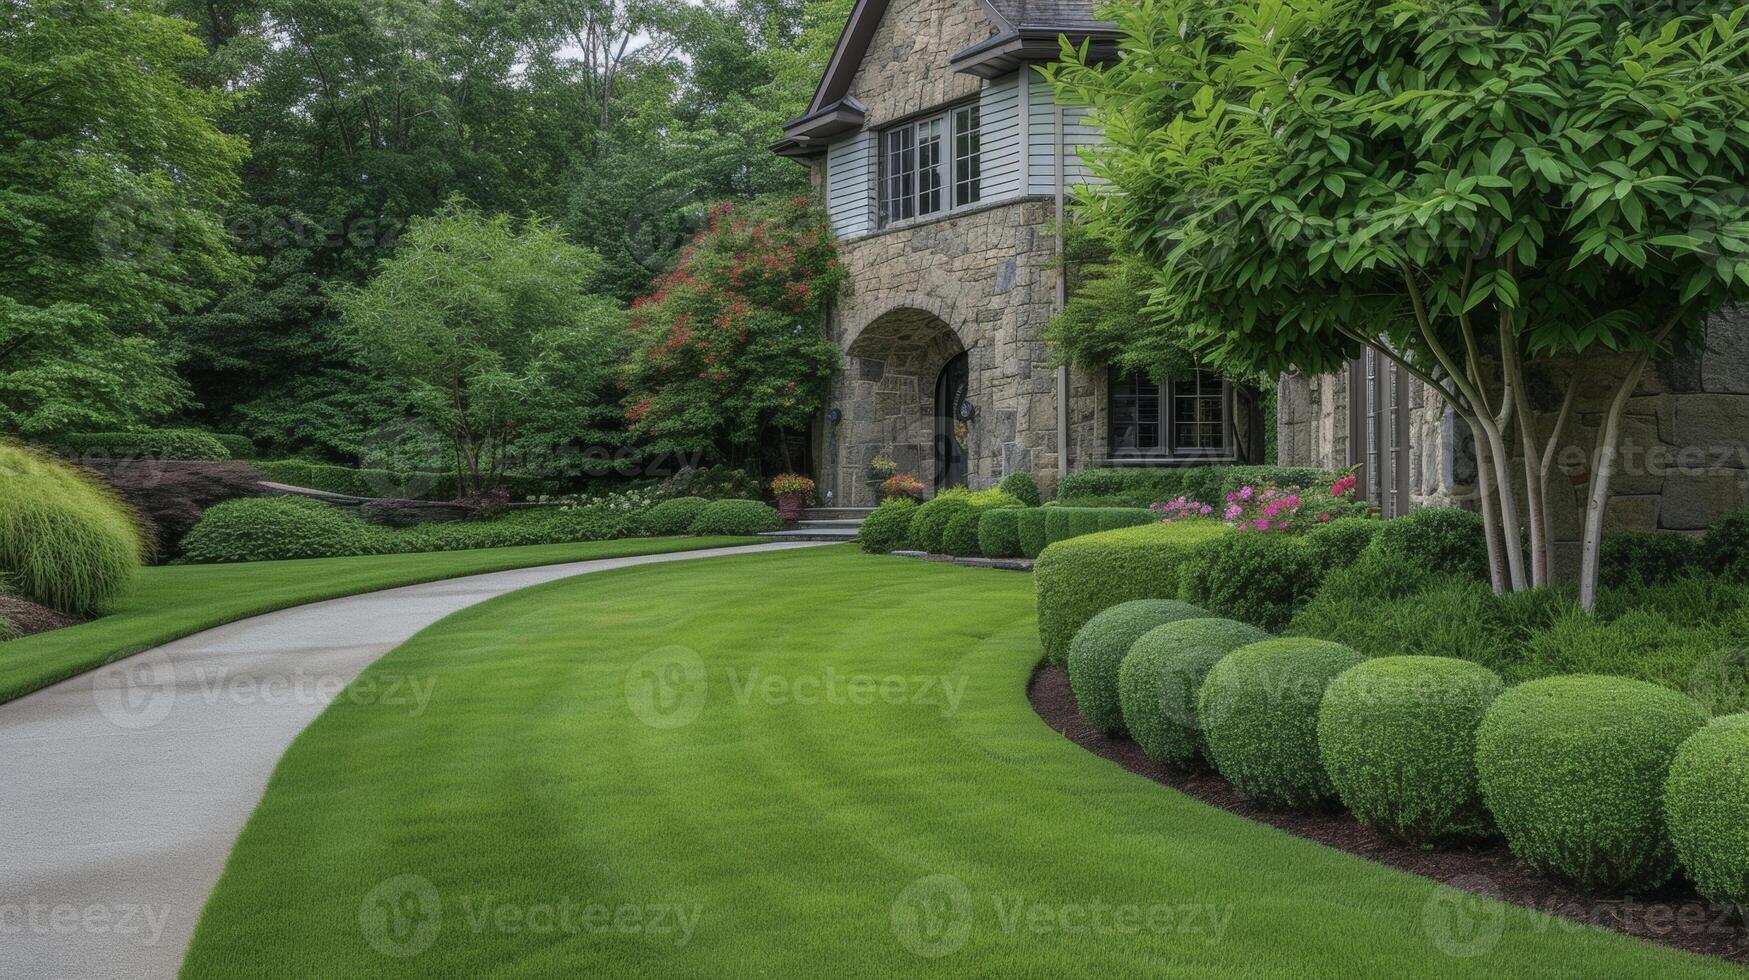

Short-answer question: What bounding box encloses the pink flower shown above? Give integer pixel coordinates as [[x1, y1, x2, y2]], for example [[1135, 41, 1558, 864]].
[[1239, 486, 1255, 500], [1252, 518, 1269, 531], [1224, 504, 1243, 521]]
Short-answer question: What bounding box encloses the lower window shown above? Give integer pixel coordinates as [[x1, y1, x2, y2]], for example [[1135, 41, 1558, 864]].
[[1109, 368, 1230, 458]]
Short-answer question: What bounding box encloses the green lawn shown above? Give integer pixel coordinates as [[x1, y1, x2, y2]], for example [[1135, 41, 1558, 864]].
[[0, 536, 758, 704], [182, 545, 1736, 978]]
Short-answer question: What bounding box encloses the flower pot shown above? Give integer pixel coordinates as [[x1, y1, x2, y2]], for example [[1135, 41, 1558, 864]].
[[777, 493, 804, 522]]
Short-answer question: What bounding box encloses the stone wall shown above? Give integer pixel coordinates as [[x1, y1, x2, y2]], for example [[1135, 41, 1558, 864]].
[[843, 0, 997, 128]]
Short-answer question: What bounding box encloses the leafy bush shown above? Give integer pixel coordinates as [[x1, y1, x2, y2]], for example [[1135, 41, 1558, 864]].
[[941, 510, 984, 558], [1665, 714, 1749, 911], [687, 499, 780, 536], [207, 434, 257, 460], [998, 471, 1042, 507], [1317, 657, 1503, 843], [1367, 508, 1489, 582], [858, 499, 918, 554], [1509, 608, 1743, 705], [1034, 521, 1228, 665], [58, 429, 231, 461], [1198, 638, 1365, 809], [1017, 509, 1050, 558], [1301, 517, 1382, 571], [1055, 465, 1335, 509], [637, 497, 711, 536], [256, 460, 553, 501], [1021, 506, 1155, 556], [1066, 599, 1207, 735], [909, 489, 1022, 554], [1600, 531, 1701, 589], [1180, 533, 1323, 632], [657, 464, 761, 501], [78, 459, 264, 560], [1475, 675, 1707, 890], [396, 506, 632, 550], [179, 497, 382, 563], [977, 508, 1024, 558], [1118, 617, 1269, 769], [0, 441, 145, 614], [1702, 508, 1749, 582]]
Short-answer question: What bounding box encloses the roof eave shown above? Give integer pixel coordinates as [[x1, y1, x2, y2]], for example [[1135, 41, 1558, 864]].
[[948, 28, 1120, 78]]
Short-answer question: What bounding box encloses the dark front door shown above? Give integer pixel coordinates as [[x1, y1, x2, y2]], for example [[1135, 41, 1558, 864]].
[[934, 352, 968, 492]]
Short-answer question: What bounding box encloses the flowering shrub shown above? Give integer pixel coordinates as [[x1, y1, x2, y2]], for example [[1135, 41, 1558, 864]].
[[881, 474, 926, 500], [770, 473, 816, 502], [621, 196, 846, 459], [1216, 468, 1368, 532], [539, 488, 660, 515], [1152, 496, 1213, 523]]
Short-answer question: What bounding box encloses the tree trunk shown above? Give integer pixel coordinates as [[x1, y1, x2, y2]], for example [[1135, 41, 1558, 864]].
[[1578, 353, 1652, 611], [1471, 420, 1509, 594]]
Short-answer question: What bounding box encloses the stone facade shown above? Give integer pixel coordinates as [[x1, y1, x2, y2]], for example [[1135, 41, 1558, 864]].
[[841, 0, 996, 129]]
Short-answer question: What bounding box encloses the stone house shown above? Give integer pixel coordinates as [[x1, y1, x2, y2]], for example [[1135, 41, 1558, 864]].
[[773, 0, 1269, 507]]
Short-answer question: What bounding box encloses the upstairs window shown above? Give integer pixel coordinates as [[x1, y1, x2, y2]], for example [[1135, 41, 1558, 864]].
[[879, 103, 981, 228], [1109, 368, 1231, 458]]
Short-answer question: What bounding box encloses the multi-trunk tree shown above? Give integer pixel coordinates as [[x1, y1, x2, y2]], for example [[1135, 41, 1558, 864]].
[[1051, 0, 1749, 608]]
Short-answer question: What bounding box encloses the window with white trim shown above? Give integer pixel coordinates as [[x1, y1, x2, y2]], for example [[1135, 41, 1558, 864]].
[[878, 104, 981, 228]]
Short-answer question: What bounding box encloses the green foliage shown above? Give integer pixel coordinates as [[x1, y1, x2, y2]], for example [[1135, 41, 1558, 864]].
[[657, 465, 762, 501], [858, 498, 918, 554], [1046, 220, 1201, 382], [1369, 509, 1490, 582], [941, 511, 984, 559], [1180, 533, 1323, 632], [1475, 675, 1708, 891], [1510, 608, 1749, 714], [1198, 638, 1366, 809], [1600, 532, 1701, 589], [1017, 509, 1050, 559], [0, 441, 145, 614], [1019, 505, 1155, 556], [977, 508, 1024, 558], [687, 499, 780, 536], [997, 471, 1042, 507], [1317, 657, 1503, 844], [641, 497, 712, 537], [1703, 509, 1749, 582], [1301, 517, 1382, 572], [1118, 618, 1270, 769], [58, 430, 232, 461], [1665, 715, 1749, 911], [1034, 521, 1228, 665], [909, 489, 1022, 554], [179, 498, 383, 564], [207, 434, 257, 460], [255, 461, 554, 502], [621, 197, 844, 466], [1, 0, 245, 436], [1056, 466, 1335, 509], [1066, 599, 1208, 736]]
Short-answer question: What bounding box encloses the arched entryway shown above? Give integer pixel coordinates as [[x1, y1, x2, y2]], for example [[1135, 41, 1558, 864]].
[[836, 308, 967, 506]]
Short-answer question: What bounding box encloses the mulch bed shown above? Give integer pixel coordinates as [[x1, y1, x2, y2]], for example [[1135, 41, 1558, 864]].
[[1029, 662, 1749, 963], [0, 593, 82, 640]]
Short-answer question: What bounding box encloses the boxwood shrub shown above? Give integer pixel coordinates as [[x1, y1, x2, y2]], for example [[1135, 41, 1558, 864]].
[[1055, 465, 1334, 509], [1017, 509, 1050, 558], [1665, 714, 1749, 911], [688, 499, 780, 536], [977, 508, 1023, 558], [0, 441, 146, 614], [640, 496, 710, 536], [1367, 507, 1489, 582], [1301, 517, 1382, 572], [179, 497, 383, 563], [58, 429, 231, 461], [1118, 618, 1270, 769], [1475, 675, 1708, 890], [1198, 638, 1366, 809], [1600, 531, 1700, 589], [858, 499, 918, 554], [941, 510, 984, 558], [998, 471, 1042, 507], [909, 490, 1021, 554], [1179, 533, 1322, 632], [1317, 656, 1504, 844], [1066, 599, 1208, 736], [1034, 521, 1228, 665]]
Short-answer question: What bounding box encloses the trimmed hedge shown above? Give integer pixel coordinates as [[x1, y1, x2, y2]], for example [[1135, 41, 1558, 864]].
[[1118, 617, 1270, 769], [1179, 533, 1322, 632], [1600, 531, 1700, 589], [977, 508, 1023, 558], [179, 497, 380, 563], [998, 471, 1042, 507], [941, 510, 984, 558], [858, 499, 918, 554], [0, 441, 146, 614], [1016, 506, 1154, 558], [688, 499, 780, 536], [1056, 465, 1334, 509], [256, 460, 554, 502], [1368, 507, 1489, 582], [59, 429, 230, 461], [208, 434, 257, 460], [1034, 521, 1227, 665], [1475, 675, 1708, 890], [1317, 656, 1503, 843], [1665, 714, 1749, 911], [1066, 599, 1208, 736], [1703, 508, 1749, 582], [1198, 638, 1366, 809], [1017, 509, 1050, 559], [638, 496, 711, 536], [910, 490, 1022, 554], [1301, 517, 1382, 571]]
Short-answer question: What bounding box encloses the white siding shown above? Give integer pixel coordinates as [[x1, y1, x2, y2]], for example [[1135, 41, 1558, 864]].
[[1026, 67, 1104, 196], [978, 73, 1022, 201], [825, 132, 876, 239]]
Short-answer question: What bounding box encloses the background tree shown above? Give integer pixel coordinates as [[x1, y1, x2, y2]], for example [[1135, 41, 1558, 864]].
[[334, 207, 627, 495], [0, 0, 245, 435], [1050, 0, 1749, 608]]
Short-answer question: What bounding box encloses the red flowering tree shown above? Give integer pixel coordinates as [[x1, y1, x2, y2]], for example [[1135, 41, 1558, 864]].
[[621, 196, 845, 469]]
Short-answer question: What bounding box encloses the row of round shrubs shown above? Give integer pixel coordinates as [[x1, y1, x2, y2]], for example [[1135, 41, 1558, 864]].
[[1064, 598, 1748, 905], [177, 495, 779, 563], [857, 487, 1029, 556], [0, 441, 146, 615]]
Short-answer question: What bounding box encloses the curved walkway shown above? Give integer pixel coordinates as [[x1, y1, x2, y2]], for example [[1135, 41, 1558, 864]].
[[0, 541, 825, 980]]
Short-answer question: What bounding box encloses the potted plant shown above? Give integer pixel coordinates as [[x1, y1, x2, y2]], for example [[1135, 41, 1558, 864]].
[[770, 473, 816, 523], [880, 473, 926, 502]]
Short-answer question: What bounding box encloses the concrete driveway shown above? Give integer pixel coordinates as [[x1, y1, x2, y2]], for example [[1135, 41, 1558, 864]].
[[0, 541, 824, 980]]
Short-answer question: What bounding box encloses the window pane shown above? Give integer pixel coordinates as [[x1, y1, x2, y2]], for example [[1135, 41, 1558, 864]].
[[880, 128, 915, 225], [954, 105, 981, 206], [916, 118, 943, 215], [1170, 370, 1226, 452], [1109, 369, 1162, 452]]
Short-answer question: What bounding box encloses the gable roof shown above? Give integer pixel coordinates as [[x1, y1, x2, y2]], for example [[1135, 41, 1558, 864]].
[[772, 0, 1116, 157]]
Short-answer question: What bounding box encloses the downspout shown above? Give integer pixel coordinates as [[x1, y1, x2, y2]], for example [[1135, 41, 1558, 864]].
[[1054, 93, 1070, 480]]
